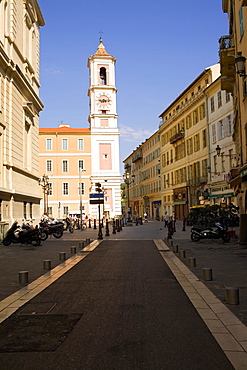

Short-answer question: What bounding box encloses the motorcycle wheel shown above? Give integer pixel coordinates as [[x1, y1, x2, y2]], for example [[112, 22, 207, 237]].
[[2, 238, 11, 246], [222, 232, 230, 243], [32, 238, 41, 246], [40, 230, 48, 241], [191, 232, 201, 242], [53, 229, 63, 238], [69, 227, 74, 233]]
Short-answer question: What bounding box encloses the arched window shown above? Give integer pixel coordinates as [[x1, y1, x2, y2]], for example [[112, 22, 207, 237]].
[[100, 67, 106, 85]]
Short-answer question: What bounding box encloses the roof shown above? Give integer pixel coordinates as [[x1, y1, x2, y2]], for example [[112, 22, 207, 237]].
[[39, 126, 90, 134], [94, 38, 111, 56]]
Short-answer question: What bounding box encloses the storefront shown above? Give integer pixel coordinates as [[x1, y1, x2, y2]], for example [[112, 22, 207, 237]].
[[173, 187, 188, 219], [152, 200, 161, 220]]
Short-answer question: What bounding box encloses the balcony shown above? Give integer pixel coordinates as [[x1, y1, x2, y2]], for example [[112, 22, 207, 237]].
[[132, 151, 142, 163], [170, 131, 184, 144], [219, 35, 235, 93], [124, 162, 131, 169]]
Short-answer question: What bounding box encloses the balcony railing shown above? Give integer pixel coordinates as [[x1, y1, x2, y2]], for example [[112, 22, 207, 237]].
[[219, 35, 235, 93], [170, 131, 185, 144]]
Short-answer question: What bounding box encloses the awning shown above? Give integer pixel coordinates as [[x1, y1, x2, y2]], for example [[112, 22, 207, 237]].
[[209, 192, 234, 199], [173, 201, 187, 205], [153, 201, 161, 205]]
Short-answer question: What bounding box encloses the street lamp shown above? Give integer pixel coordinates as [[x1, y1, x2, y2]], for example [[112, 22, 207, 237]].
[[39, 174, 49, 215], [123, 172, 135, 221], [215, 145, 236, 158], [79, 167, 86, 230], [235, 52, 247, 78]]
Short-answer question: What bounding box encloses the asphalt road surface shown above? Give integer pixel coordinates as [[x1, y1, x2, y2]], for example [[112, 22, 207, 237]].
[[0, 240, 233, 370]]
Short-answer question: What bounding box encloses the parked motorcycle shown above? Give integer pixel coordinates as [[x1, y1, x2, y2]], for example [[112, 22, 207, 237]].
[[190, 222, 230, 243], [39, 221, 64, 240], [2, 221, 41, 246]]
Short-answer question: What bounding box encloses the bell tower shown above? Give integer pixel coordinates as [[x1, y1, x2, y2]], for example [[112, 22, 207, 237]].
[[87, 39, 121, 217]]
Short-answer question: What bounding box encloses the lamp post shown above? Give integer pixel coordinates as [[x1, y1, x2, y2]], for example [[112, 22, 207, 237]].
[[39, 174, 49, 215], [123, 172, 135, 221], [79, 167, 86, 230]]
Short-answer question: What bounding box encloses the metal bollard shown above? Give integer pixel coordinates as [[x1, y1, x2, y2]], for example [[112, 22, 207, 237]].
[[59, 252, 66, 261], [19, 271, 29, 284], [225, 287, 239, 305], [79, 241, 84, 249], [71, 246, 77, 254], [179, 250, 186, 259], [202, 268, 212, 281], [188, 257, 196, 268], [172, 245, 178, 253], [43, 260, 51, 270], [86, 238, 90, 246]]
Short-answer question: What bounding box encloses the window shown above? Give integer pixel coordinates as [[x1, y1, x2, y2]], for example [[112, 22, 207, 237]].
[[217, 91, 222, 108], [62, 138, 68, 150], [47, 207, 52, 216], [212, 124, 216, 143], [46, 138, 52, 150], [100, 67, 107, 84], [78, 182, 85, 195], [227, 115, 233, 135], [194, 134, 200, 152], [199, 103, 205, 120], [210, 97, 215, 112], [48, 183, 53, 196], [63, 206, 69, 216], [202, 129, 207, 148], [239, 6, 244, 38], [63, 183, 69, 195], [78, 139, 84, 150], [78, 160, 84, 171], [219, 120, 224, 139], [46, 160, 52, 173], [62, 160, 68, 173], [193, 109, 198, 124]]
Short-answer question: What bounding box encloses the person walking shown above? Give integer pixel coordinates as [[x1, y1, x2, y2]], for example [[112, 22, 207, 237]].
[[164, 211, 169, 227]]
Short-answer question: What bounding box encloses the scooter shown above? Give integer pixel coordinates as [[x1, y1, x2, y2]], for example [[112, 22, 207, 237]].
[[190, 222, 230, 243], [2, 221, 41, 246]]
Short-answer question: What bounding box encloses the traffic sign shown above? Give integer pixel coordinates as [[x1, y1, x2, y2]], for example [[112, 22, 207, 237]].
[[89, 193, 104, 198], [89, 199, 104, 204]]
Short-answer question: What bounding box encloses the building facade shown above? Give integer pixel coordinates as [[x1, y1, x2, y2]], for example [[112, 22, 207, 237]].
[[159, 65, 220, 219], [39, 39, 121, 219], [220, 0, 247, 241], [123, 64, 237, 221], [123, 131, 161, 220], [0, 0, 44, 232]]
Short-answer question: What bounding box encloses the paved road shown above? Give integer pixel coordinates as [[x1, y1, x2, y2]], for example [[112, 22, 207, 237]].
[[0, 240, 233, 370]]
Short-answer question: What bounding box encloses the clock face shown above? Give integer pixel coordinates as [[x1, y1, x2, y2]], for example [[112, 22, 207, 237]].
[[96, 94, 111, 108]]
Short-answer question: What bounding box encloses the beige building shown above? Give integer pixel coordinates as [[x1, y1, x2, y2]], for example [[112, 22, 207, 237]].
[[123, 131, 161, 220], [159, 65, 220, 219], [220, 1, 247, 240], [0, 0, 44, 233], [39, 125, 92, 219]]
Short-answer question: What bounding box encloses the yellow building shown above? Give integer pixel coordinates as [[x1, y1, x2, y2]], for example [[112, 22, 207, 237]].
[[159, 65, 220, 219], [123, 131, 161, 220], [0, 0, 44, 232]]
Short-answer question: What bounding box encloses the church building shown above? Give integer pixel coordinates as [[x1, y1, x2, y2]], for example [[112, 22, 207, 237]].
[[39, 39, 122, 219]]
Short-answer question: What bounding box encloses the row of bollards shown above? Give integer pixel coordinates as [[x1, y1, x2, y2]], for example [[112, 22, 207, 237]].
[[18, 239, 92, 285], [169, 241, 240, 305]]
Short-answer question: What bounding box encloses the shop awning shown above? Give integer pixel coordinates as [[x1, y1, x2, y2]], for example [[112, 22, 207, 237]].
[[173, 201, 187, 205], [209, 193, 234, 199]]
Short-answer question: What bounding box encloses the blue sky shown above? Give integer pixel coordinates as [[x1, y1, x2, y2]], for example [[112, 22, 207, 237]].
[[38, 0, 228, 169]]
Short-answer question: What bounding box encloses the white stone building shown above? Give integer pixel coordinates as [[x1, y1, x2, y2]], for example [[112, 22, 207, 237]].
[[0, 0, 44, 234]]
